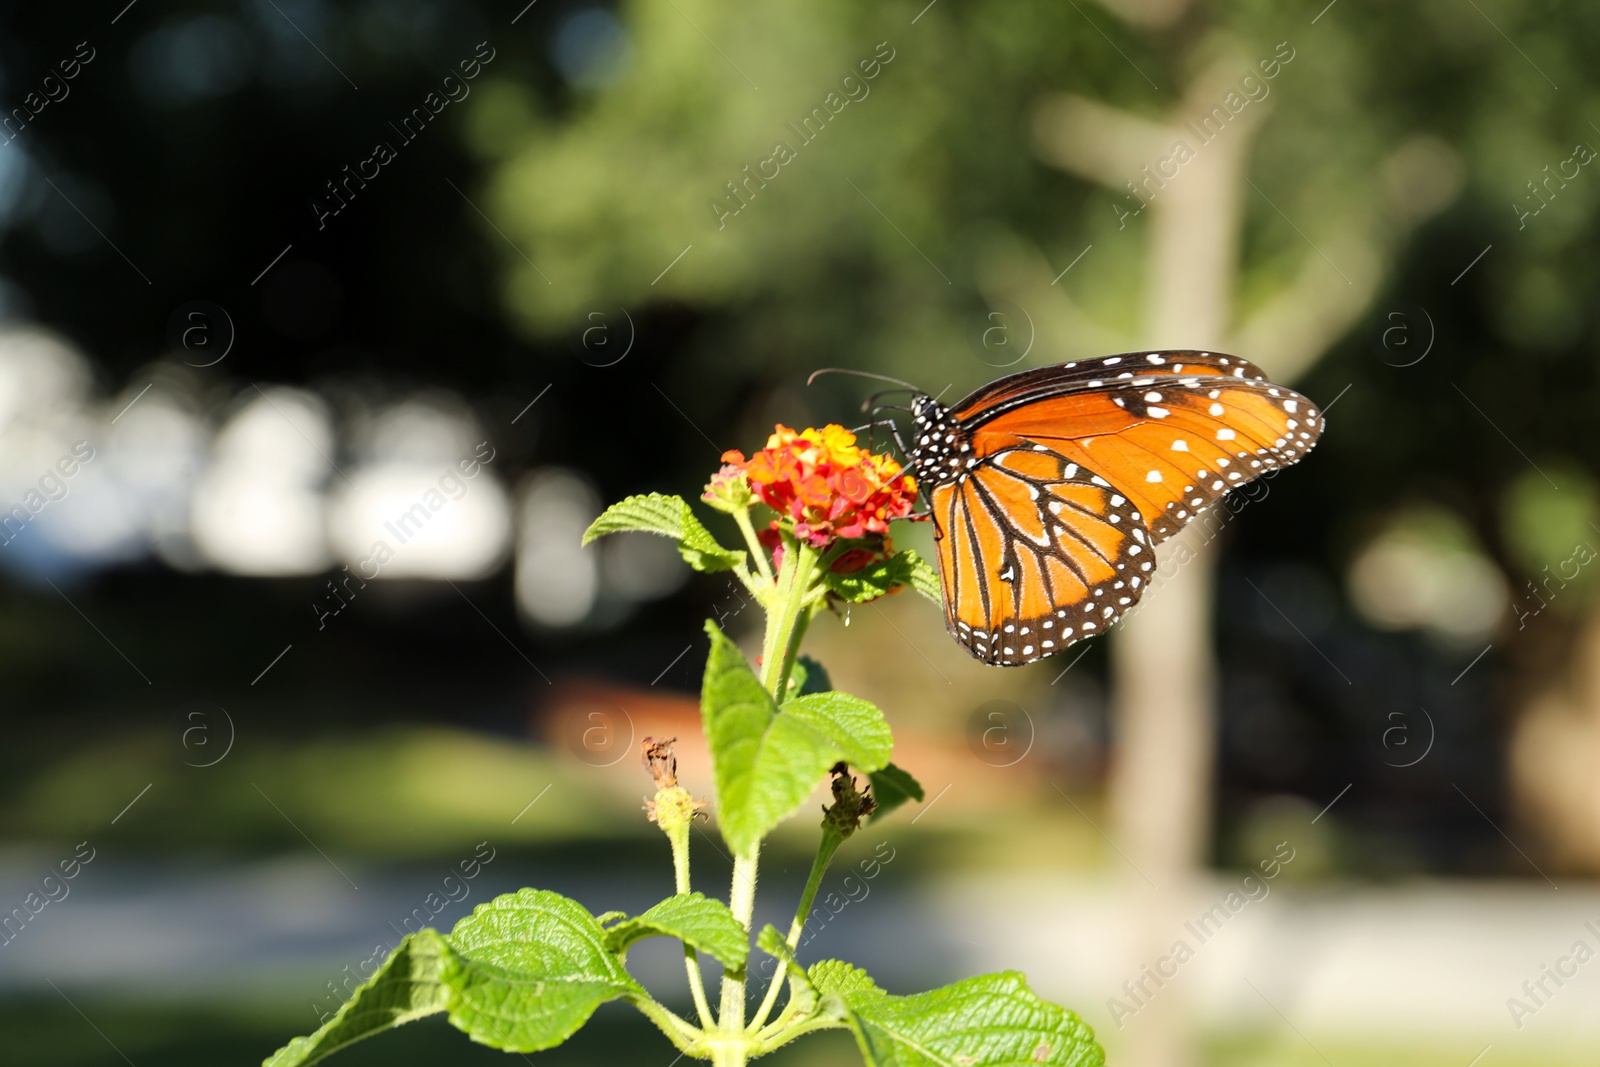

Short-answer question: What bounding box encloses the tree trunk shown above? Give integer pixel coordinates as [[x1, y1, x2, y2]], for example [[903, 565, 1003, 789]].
[[1104, 67, 1258, 1067], [1029, 44, 1401, 1066]]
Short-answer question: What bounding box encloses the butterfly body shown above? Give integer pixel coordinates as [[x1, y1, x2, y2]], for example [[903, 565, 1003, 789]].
[[903, 350, 1322, 666]]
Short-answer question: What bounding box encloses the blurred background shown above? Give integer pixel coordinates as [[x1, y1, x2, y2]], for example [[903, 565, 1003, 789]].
[[1, 0, 1597, 1064]]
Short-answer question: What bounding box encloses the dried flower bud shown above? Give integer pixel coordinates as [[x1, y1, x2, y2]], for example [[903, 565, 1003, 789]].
[[641, 737, 707, 832], [642, 736, 679, 789], [822, 761, 877, 838]]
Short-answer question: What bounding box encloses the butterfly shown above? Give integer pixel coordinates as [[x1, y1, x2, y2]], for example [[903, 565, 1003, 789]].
[[828, 351, 1323, 666]]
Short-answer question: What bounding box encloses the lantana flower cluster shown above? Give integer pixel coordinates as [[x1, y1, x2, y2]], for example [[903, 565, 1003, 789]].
[[705, 424, 917, 573]]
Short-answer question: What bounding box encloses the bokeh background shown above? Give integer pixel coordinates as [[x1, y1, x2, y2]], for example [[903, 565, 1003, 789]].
[[2, 0, 1598, 1064]]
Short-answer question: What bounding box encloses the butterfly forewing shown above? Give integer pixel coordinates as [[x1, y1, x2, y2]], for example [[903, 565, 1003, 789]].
[[909, 349, 1323, 665], [960, 351, 1321, 545], [951, 350, 1277, 421], [930, 445, 1153, 666]]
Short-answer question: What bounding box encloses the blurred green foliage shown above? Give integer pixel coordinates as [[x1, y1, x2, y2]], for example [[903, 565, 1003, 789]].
[[1500, 463, 1600, 584]]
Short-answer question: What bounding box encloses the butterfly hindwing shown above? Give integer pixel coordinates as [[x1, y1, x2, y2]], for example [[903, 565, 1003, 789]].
[[930, 445, 1154, 666]]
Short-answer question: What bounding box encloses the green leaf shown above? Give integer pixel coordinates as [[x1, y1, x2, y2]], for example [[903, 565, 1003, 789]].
[[603, 892, 749, 970], [701, 620, 780, 850], [446, 889, 644, 1052], [756, 924, 801, 973], [583, 492, 743, 573], [701, 623, 895, 854], [902, 550, 942, 605], [780, 692, 894, 770], [809, 959, 885, 1003], [264, 931, 455, 1067], [822, 549, 940, 604], [757, 925, 819, 1018], [867, 764, 925, 821], [788, 655, 832, 699], [815, 969, 1105, 1067]]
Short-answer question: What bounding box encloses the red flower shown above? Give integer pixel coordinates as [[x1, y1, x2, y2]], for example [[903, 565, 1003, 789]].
[[709, 424, 918, 569]]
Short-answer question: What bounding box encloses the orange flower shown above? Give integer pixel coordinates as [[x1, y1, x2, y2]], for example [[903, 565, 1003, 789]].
[[710, 424, 918, 556]]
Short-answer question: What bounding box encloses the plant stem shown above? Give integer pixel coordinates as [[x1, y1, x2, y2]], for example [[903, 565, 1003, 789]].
[[713, 535, 819, 1064], [777, 607, 812, 698], [760, 539, 817, 696], [714, 844, 760, 1065], [753, 1014, 848, 1054], [747, 826, 843, 1033], [629, 995, 705, 1055], [732, 507, 775, 585], [667, 819, 717, 1030]]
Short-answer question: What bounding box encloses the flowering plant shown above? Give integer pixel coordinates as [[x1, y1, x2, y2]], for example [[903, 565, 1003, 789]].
[[265, 425, 1104, 1067], [715, 423, 917, 552]]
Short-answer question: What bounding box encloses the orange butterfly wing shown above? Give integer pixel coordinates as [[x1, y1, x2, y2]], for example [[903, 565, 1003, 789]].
[[956, 351, 1321, 545], [921, 350, 1322, 665], [930, 444, 1151, 665]]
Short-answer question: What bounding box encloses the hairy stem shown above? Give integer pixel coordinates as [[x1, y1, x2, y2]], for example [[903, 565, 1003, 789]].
[[713, 536, 819, 1062], [753, 1014, 848, 1054], [716, 845, 761, 1043], [732, 507, 775, 585], [629, 995, 705, 1054], [748, 826, 843, 1033], [667, 820, 716, 1030], [776, 607, 813, 699], [759, 539, 817, 696]]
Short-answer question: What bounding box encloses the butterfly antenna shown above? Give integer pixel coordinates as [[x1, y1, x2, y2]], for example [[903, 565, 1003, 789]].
[[807, 367, 922, 391]]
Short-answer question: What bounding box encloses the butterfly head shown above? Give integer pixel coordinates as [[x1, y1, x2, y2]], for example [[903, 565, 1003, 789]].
[[909, 394, 975, 488]]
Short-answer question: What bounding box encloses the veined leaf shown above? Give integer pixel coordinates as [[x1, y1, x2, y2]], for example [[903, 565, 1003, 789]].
[[823, 549, 941, 605], [808, 959, 884, 1003], [867, 764, 925, 821], [446, 889, 644, 1052], [780, 692, 893, 770], [263, 931, 455, 1067], [701, 623, 894, 854], [582, 492, 743, 573], [701, 620, 780, 853], [901, 550, 942, 605], [604, 892, 748, 970], [811, 967, 1104, 1067]]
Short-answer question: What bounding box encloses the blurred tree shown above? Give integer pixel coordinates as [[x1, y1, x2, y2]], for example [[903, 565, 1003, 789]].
[[1021, 3, 1472, 1061]]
